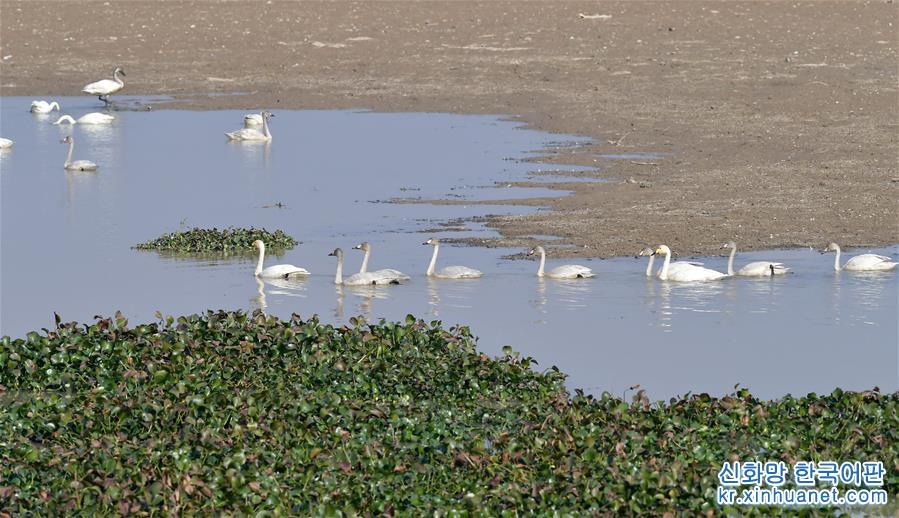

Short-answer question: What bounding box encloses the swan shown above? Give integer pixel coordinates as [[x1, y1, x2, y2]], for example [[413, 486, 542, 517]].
[[637, 246, 704, 277], [82, 66, 126, 105], [721, 242, 789, 276], [244, 113, 263, 127], [31, 100, 60, 113], [0, 138, 13, 149], [423, 238, 483, 278], [53, 113, 115, 125], [823, 243, 897, 271], [352, 242, 411, 282], [329, 248, 407, 285], [253, 240, 310, 278], [652, 245, 727, 282], [60, 136, 97, 171], [226, 111, 273, 141], [528, 246, 594, 279]]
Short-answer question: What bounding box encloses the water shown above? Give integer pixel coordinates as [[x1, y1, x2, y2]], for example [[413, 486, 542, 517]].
[[2, 97, 896, 400]]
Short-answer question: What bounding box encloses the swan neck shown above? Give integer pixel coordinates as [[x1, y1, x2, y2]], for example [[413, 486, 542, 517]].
[[659, 249, 672, 280], [537, 249, 546, 277], [834, 247, 841, 271], [645, 254, 655, 276], [335, 254, 343, 284], [254, 244, 265, 275], [114, 69, 124, 85], [262, 115, 270, 138], [360, 248, 370, 274], [64, 141, 74, 167], [51, 102, 60, 111], [427, 244, 439, 276], [55, 115, 76, 125], [727, 246, 736, 276]]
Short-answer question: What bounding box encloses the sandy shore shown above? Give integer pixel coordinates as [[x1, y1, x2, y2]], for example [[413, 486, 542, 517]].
[[2, 0, 896, 257]]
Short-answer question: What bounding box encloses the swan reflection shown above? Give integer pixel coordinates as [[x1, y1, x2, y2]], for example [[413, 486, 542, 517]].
[[427, 277, 478, 317]]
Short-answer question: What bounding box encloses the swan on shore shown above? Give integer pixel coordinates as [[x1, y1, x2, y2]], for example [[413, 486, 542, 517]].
[[227, 111, 273, 141], [253, 240, 309, 278], [82, 67, 126, 105], [722, 242, 789, 276], [329, 248, 407, 285], [823, 243, 897, 271], [423, 238, 482, 278], [60, 136, 97, 171], [31, 100, 60, 113], [0, 138, 13, 149], [653, 245, 727, 281], [244, 113, 263, 127], [53, 113, 115, 125], [352, 242, 411, 282], [528, 246, 594, 279]]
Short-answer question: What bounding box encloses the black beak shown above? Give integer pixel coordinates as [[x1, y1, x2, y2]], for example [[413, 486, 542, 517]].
[[422, 241, 429, 245], [328, 252, 335, 257]]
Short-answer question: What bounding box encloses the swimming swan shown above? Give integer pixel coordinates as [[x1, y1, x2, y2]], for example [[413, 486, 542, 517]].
[[352, 242, 411, 282], [722, 242, 789, 276], [227, 111, 273, 141], [60, 136, 97, 171], [253, 240, 310, 278], [823, 243, 897, 271], [82, 67, 126, 105], [528, 246, 594, 279], [244, 113, 263, 127], [423, 238, 483, 278], [53, 113, 115, 125], [329, 248, 406, 286], [0, 138, 13, 149], [653, 245, 727, 281], [31, 100, 61, 113], [637, 246, 703, 277]]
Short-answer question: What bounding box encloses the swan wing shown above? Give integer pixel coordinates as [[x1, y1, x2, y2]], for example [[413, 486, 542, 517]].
[[226, 128, 268, 141], [548, 265, 594, 278], [369, 269, 410, 283], [666, 264, 727, 282], [844, 254, 898, 271], [0, 138, 13, 148], [436, 266, 483, 278], [79, 113, 115, 124], [260, 264, 310, 278], [737, 261, 789, 276], [82, 79, 122, 95]]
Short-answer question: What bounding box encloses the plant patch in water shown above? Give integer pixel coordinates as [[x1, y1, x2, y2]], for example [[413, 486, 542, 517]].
[[0, 311, 895, 514], [133, 227, 297, 253]]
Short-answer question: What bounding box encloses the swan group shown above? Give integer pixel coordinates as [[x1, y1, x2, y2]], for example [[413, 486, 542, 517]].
[[329, 248, 409, 286], [83, 67, 126, 105], [351, 242, 411, 284], [227, 111, 273, 141], [54, 113, 115, 125], [652, 245, 728, 282], [60, 136, 98, 171], [31, 100, 60, 114]]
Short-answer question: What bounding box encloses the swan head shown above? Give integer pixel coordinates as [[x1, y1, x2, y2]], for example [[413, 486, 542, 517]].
[[54, 115, 77, 125], [423, 238, 439, 246], [60, 136, 74, 144], [637, 246, 654, 258], [352, 242, 370, 252], [328, 248, 343, 258], [261, 110, 274, 119], [721, 241, 736, 250], [114, 66, 126, 77], [823, 242, 840, 253], [652, 245, 671, 256], [527, 246, 545, 257], [252, 239, 265, 250]]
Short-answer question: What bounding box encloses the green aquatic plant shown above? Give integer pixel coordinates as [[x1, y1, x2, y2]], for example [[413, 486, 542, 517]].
[[0, 311, 895, 514], [134, 227, 297, 253]]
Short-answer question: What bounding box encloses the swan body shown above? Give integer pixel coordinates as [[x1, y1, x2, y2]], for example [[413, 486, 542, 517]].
[[638, 246, 704, 277], [352, 242, 411, 283], [824, 243, 897, 271], [54, 113, 115, 125], [244, 113, 263, 127], [329, 248, 407, 285], [31, 100, 60, 113], [82, 67, 126, 104], [722, 242, 789, 276], [528, 246, 594, 279], [227, 111, 273, 141], [60, 136, 97, 171], [0, 138, 13, 149], [423, 238, 482, 278], [653, 245, 728, 282], [253, 240, 309, 278]]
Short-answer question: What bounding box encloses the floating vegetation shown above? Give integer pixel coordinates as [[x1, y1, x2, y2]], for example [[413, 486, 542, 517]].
[[134, 227, 297, 253], [0, 311, 895, 514]]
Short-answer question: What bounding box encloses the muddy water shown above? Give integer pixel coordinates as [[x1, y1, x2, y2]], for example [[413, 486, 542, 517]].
[[1, 97, 895, 399]]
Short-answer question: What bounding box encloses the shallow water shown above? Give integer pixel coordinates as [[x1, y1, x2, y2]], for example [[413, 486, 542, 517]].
[[2, 97, 896, 400]]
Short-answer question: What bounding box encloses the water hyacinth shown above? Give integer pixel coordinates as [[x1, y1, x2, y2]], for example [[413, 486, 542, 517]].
[[0, 311, 895, 514], [134, 227, 297, 253]]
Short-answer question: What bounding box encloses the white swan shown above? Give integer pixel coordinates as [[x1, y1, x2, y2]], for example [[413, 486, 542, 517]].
[[53, 113, 115, 125], [31, 100, 60, 114], [637, 246, 704, 277], [83, 66, 126, 105], [329, 248, 407, 286], [244, 113, 263, 127], [722, 242, 789, 276], [824, 243, 897, 271], [423, 238, 483, 278], [60, 136, 97, 171], [253, 240, 310, 278], [226, 111, 273, 141], [352, 242, 411, 282], [0, 138, 13, 149], [528, 246, 594, 279], [653, 245, 727, 282]]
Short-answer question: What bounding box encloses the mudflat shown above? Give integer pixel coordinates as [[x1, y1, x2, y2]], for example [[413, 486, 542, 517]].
[[2, 0, 896, 257]]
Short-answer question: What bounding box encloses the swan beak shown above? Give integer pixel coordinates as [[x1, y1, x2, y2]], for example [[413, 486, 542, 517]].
[[422, 241, 429, 245], [327, 251, 335, 257], [121, 71, 126, 76]]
